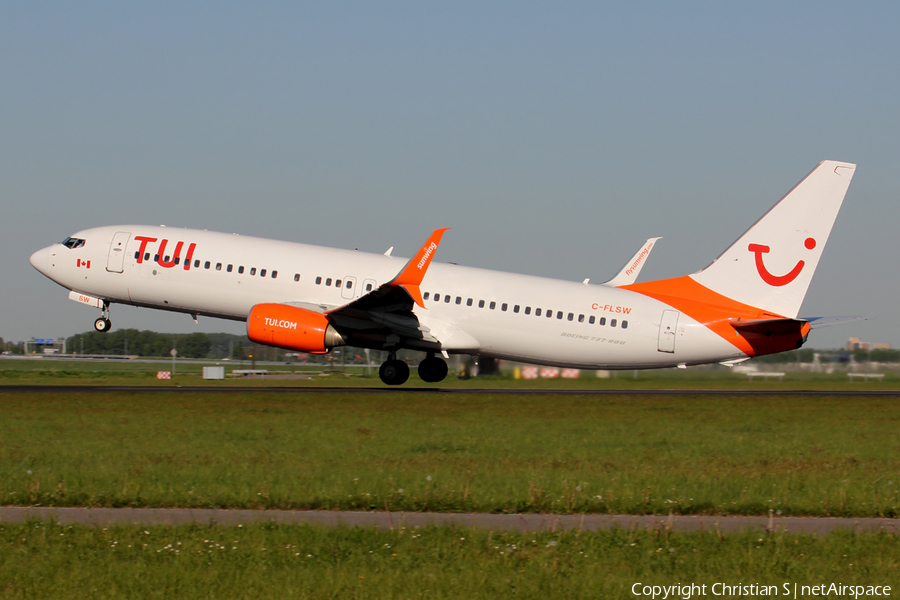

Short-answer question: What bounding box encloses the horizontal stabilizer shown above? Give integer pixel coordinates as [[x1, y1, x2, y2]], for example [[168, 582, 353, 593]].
[[729, 318, 808, 336], [804, 316, 867, 329]]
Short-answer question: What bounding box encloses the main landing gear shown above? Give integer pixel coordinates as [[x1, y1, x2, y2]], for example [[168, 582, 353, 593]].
[[418, 353, 449, 383], [93, 302, 111, 332], [378, 352, 449, 385], [379, 355, 409, 386]]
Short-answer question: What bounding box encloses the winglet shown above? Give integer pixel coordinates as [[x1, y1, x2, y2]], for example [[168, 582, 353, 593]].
[[604, 237, 662, 287], [388, 228, 450, 308]]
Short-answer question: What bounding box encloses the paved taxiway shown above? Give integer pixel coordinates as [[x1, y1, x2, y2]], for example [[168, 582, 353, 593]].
[[1, 507, 897, 535]]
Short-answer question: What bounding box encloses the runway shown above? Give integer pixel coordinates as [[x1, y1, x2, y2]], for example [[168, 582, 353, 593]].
[[1, 506, 897, 535], [2, 384, 900, 396]]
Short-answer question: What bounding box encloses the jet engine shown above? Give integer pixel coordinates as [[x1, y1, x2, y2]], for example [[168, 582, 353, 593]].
[[247, 303, 345, 354]]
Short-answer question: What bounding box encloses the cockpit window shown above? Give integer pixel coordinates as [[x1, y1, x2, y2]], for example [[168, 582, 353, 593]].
[[62, 237, 85, 249]]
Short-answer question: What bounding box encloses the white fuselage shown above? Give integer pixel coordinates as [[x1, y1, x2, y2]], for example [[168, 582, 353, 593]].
[[30, 225, 747, 369]]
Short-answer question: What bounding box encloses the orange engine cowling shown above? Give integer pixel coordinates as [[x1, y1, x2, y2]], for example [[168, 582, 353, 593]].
[[247, 304, 345, 354]]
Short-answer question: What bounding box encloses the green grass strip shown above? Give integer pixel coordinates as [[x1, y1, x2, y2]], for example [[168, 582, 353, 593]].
[[1, 521, 897, 599], [1, 391, 899, 516]]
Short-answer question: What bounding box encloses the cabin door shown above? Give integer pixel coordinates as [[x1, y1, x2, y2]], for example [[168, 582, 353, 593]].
[[106, 231, 131, 273], [657, 310, 680, 353]]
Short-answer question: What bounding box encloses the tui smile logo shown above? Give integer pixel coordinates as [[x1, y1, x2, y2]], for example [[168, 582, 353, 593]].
[[748, 238, 816, 287]]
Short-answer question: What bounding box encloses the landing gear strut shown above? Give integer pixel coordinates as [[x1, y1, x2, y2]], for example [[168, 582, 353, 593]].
[[379, 352, 410, 385], [418, 353, 449, 383], [94, 302, 111, 332]]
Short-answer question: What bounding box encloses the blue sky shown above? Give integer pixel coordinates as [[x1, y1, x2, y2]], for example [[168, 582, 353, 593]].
[[2, 1, 898, 349]]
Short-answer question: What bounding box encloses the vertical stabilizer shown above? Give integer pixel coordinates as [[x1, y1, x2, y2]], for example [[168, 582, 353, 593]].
[[690, 160, 856, 318]]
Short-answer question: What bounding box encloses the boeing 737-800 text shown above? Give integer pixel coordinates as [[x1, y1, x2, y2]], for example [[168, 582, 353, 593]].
[[30, 160, 857, 384]]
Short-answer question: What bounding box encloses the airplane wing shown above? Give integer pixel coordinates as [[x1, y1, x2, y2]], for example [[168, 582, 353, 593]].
[[603, 237, 661, 287], [324, 229, 450, 350]]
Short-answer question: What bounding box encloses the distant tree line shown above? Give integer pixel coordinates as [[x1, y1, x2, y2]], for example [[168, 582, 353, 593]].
[[0, 338, 24, 354], [66, 330, 213, 359]]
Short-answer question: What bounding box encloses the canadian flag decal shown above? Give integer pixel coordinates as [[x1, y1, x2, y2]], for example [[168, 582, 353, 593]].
[[76, 259, 91, 268]]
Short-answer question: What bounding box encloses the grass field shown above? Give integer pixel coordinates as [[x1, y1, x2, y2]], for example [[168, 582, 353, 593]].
[[3, 356, 900, 390], [1, 521, 897, 599], [1, 389, 898, 517]]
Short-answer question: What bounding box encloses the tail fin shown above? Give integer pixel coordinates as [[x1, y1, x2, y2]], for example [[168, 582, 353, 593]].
[[690, 160, 856, 318]]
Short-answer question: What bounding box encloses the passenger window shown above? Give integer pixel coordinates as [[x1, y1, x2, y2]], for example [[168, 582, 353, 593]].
[[547, 311, 553, 318], [611, 319, 617, 327], [478, 300, 485, 308], [567, 313, 573, 321], [227, 265, 233, 273], [164, 256, 171, 263], [154, 255, 160, 262], [335, 279, 341, 287], [204, 261, 211, 269], [456, 297, 462, 305], [316, 276, 322, 284], [294, 274, 300, 282], [467, 298, 473, 306], [444, 295, 451, 303], [134, 251, 140, 259], [589, 316, 595, 324], [366, 283, 373, 291], [424, 292, 430, 300], [251, 268, 258, 276], [525, 307, 531, 315], [501, 303, 507, 312], [535, 308, 542, 317], [345, 280, 351, 288], [194, 259, 200, 268], [325, 278, 331, 286], [513, 305, 520, 313], [434, 294, 441, 302], [216, 263, 222, 271], [557, 311, 563, 319], [489, 301, 496, 310], [261, 269, 267, 277], [578, 314, 584, 323], [146, 254, 151, 262], [238, 266, 244, 274], [272, 271, 278, 279], [622, 321, 628, 329], [600, 317, 606, 326], [174, 257, 180, 265]]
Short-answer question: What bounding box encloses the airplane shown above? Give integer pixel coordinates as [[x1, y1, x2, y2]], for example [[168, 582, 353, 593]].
[[30, 160, 856, 385]]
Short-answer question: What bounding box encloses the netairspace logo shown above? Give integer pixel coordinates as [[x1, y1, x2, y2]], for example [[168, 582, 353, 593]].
[[631, 583, 892, 599]]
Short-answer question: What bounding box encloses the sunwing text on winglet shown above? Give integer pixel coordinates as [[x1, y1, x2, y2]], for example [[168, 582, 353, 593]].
[[30, 160, 859, 385], [386, 228, 449, 309]]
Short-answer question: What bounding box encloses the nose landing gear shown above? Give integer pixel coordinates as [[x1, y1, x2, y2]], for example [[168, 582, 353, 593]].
[[93, 302, 112, 332]]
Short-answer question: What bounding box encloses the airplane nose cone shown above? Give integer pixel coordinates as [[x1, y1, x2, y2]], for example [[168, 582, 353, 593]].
[[30, 247, 51, 275]]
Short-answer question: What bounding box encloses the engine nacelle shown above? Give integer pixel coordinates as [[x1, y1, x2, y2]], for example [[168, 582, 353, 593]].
[[247, 303, 345, 354]]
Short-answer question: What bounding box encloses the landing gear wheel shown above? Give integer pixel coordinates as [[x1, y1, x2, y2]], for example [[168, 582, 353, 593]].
[[418, 356, 449, 383], [94, 317, 111, 332], [379, 359, 410, 385]]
